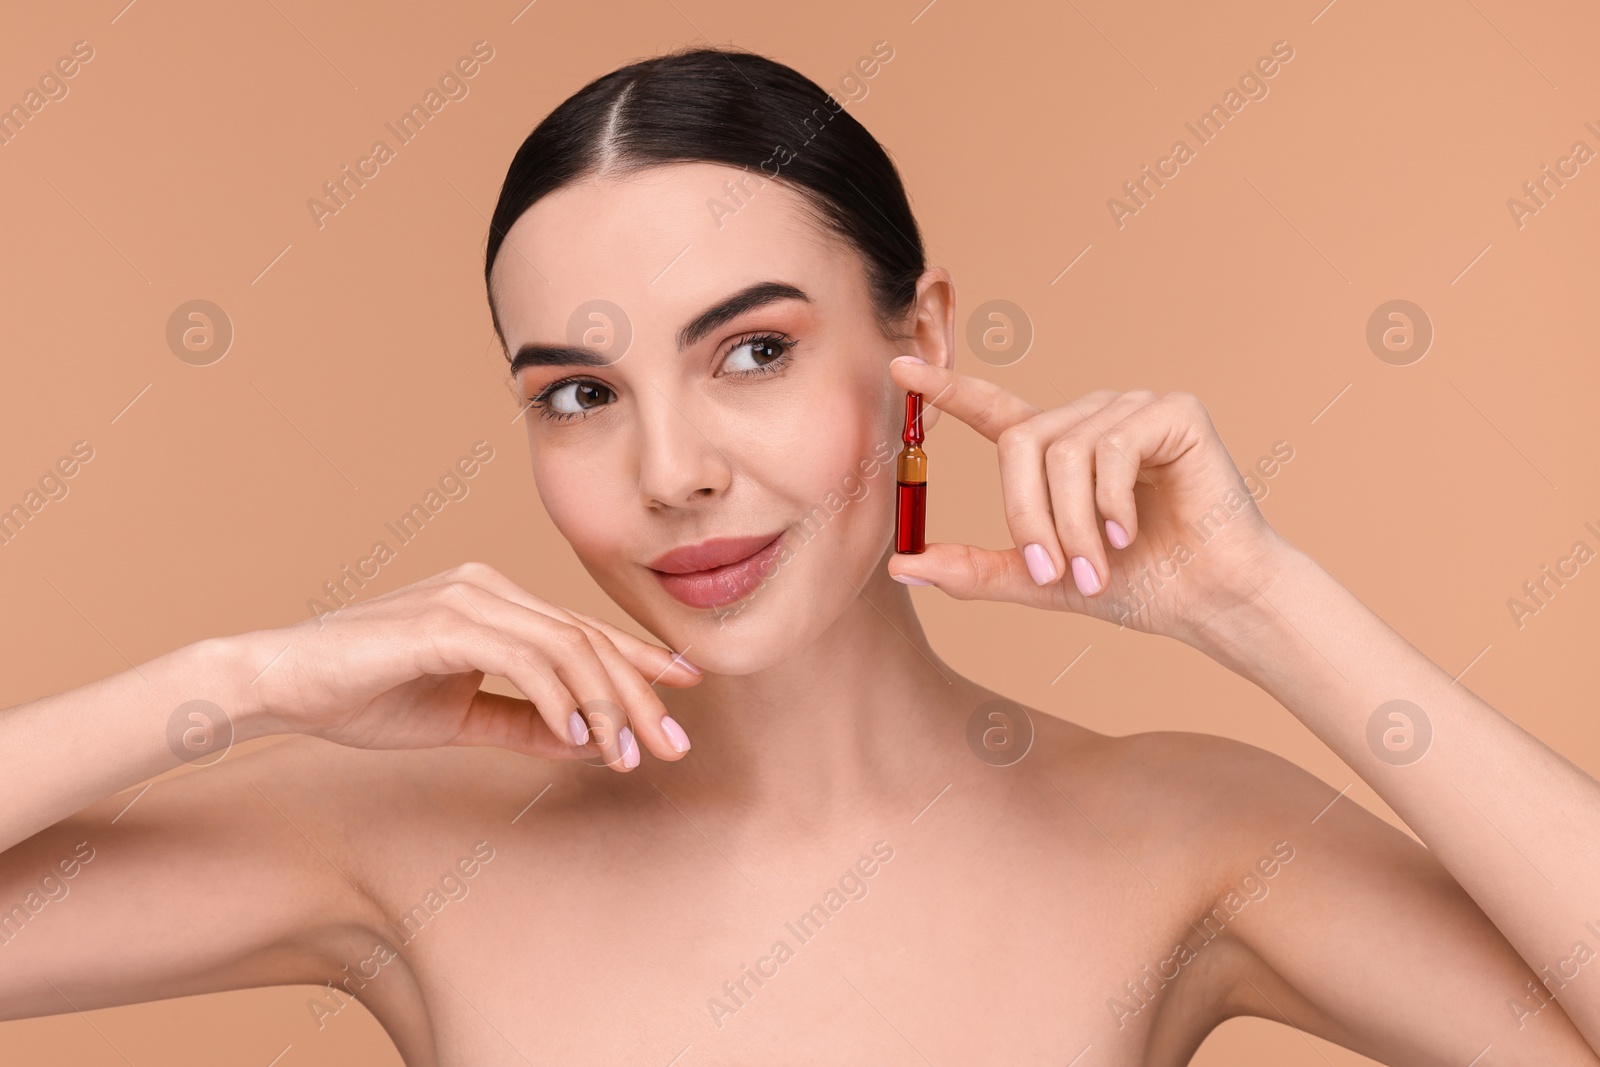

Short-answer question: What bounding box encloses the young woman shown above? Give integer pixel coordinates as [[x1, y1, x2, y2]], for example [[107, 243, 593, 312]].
[[3, 47, 1598, 1066]]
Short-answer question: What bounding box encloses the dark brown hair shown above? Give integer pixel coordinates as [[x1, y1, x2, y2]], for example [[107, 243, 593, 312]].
[[483, 46, 925, 351]]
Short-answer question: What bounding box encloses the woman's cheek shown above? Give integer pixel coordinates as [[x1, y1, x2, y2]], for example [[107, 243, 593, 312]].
[[534, 465, 629, 564], [794, 423, 889, 534]]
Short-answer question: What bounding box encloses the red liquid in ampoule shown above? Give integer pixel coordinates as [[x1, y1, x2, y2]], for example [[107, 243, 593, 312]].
[[896, 480, 925, 554]]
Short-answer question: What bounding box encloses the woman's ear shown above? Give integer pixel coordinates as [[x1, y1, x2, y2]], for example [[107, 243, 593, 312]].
[[897, 266, 955, 431]]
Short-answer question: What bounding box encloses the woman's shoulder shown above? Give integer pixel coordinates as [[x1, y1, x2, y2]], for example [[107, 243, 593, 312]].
[[1033, 714, 1334, 810], [1023, 714, 1339, 881]]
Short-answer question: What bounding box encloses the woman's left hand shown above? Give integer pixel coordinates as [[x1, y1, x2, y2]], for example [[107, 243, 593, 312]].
[[886, 357, 1293, 643]]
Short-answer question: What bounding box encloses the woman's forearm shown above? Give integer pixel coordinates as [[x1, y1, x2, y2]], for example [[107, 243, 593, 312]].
[[0, 636, 260, 855], [1194, 541, 1600, 1047]]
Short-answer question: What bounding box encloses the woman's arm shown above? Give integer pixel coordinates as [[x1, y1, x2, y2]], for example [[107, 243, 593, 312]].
[[1, 561, 700, 855], [0, 746, 388, 1024], [1197, 538, 1600, 1049], [882, 358, 1600, 1055], [0, 638, 382, 1022], [1, 637, 247, 857], [1103, 729, 1599, 1065], [0, 561, 701, 1021]]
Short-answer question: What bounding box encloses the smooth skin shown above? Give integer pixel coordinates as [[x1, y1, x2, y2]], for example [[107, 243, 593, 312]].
[[2, 161, 1598, 1066]]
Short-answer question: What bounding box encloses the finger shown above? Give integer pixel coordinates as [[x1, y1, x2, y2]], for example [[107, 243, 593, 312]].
[[533, 622, 637, 771], [1091, 392, 1174, 550], [451, 689, 595, 760], [888, 541, 1066, 609], [439, 563, 703, 686], [517, 603, 695, 758], [1094, 391, 1203, 550], [442, 583, 633, 769], [437, 569, 690, 768], [1044, 392, 1157, 597], [522, 604, 694, 759], [430, 616, 586, 753], [888, 357, 1041, 443], [564, 608, 703, 687], [990, 390, 1123, 588], [569, 622, 691, 762]]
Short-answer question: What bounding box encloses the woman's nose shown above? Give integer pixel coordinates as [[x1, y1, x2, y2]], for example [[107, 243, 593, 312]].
[[634, 385, 733, 508]]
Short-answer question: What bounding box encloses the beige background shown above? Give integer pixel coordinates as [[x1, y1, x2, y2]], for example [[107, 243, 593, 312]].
[[3, 0, 1597, 1062]]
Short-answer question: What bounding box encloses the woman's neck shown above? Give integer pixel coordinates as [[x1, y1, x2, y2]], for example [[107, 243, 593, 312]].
[[655, 566, 987, 825]]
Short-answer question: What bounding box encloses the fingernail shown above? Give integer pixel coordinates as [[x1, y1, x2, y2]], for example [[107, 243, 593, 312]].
[[893, 573, 934, 585], [1023, 543, 1058, 585], [891, 355, 926, 365], [567, 709, 589, 746], [1070, 556, 1102, 596], [660, 715, 691, 753], [1105, 519, 1130, 549], [672, 652, 702, 675], [619, 726, 640, 769]]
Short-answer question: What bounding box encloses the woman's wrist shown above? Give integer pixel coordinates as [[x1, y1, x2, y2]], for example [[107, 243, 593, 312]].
[[1176, 532, 1312, 678], [181, 631, 289, 745]]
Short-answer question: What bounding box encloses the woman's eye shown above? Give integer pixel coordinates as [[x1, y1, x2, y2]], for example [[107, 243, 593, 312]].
[[541, 379, 614, 417], [721, 335, 792, 374]]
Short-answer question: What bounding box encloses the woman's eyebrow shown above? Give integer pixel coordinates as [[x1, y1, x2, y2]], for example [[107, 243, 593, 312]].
[[509, 280, 810, 375], [676, 281, 810, 350], [510, 344, 615, 374]]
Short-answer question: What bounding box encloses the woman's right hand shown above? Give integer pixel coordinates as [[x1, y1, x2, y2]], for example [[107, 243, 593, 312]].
[[232, 561, 701, 771]]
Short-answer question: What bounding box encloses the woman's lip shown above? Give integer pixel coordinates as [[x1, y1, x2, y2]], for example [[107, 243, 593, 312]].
[[649, 531, 786, 609], [648, 532, 785, 574]]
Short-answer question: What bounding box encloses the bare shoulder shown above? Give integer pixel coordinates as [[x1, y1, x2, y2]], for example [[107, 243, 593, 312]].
[[1021, 718, 1358, 903], [1029, 719, 1342, 834], [1111, 728, 1333, 812]]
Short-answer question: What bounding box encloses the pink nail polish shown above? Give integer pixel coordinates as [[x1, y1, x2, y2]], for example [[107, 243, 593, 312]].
[[892, 354, 926, 365], [893, 573, 934, 585], [619, 726, 640, 769], [1023, 543, 1058, 585], [1105, 519, 1130, 549], [660, 715, 691, 753], [1070, 556, 1102, 596], [672, 652, 702, 675], [568, 709, 589, 746]]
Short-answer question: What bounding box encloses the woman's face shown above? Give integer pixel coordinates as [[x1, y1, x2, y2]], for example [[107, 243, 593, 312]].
[[490, 162, 939, 674]]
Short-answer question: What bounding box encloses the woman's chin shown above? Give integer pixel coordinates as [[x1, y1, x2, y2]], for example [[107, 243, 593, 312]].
[[622, 583, 817, 677], [674, 602, 803, 676]]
